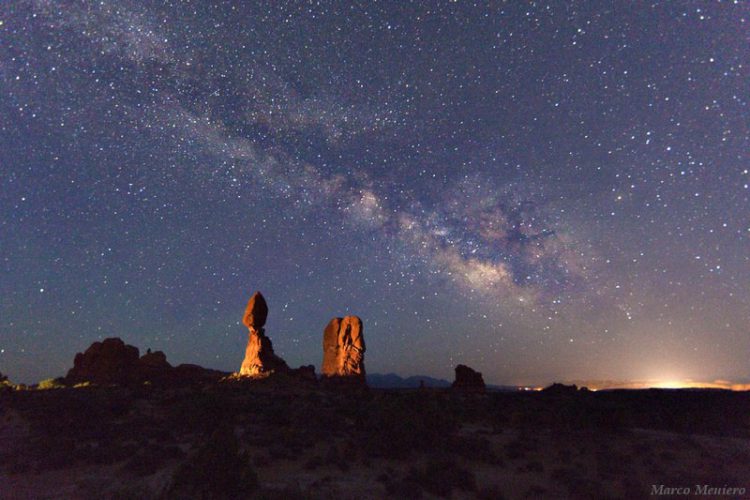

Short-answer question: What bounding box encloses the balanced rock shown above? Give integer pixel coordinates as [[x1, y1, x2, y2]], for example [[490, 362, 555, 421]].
[[321, 316, 366, 382], [242, 291, 269, 330], [239, 291, 288, 376], [452, 364, 486, 392]]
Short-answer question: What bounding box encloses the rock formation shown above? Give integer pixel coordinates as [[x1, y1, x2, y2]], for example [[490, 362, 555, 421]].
[[451, 364, 486, 392], [542, 382, 579, 395], [139, 349, 170, 369], [66, 338, 141, 385], [239, 291, 288, 376], [321, 316, 366, 383], [138, 349, 172, 381], [65, 338, 225, 386], [289, 364, 317, 383]]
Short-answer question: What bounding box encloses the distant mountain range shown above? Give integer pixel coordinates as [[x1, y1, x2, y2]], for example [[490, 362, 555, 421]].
[[366, 373, 451, 389], [366, 373, 519, 391]]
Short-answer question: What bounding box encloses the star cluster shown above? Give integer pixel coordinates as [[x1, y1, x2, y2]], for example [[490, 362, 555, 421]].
[[1, 1, 748, 385]]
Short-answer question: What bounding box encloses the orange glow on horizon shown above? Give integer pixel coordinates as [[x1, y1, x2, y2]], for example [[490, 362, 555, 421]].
[[563, 379, 750, 391]]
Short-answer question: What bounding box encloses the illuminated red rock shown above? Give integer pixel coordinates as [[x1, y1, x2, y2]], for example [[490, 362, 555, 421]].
[[242, 291, 268, 330], [451, 364, 485, 392], [321, 316, 366, 383], [239, 330, 288, 376], [239, 291, 288, 376]]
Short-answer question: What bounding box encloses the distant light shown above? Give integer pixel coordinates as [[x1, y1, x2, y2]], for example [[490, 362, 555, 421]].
[[653, 380, 687, 389]]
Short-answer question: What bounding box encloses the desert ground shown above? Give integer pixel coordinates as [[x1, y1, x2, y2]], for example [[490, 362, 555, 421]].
[[1, 379, 749, 499]]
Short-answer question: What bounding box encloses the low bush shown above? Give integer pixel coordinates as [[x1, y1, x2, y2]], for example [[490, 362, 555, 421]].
[[407, 457, 476, 497], [164, 425, 257, 499], [359, 394, 457, 459]]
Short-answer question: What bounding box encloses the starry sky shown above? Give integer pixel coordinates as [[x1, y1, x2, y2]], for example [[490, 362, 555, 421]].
[[1, 1, 748, 387]]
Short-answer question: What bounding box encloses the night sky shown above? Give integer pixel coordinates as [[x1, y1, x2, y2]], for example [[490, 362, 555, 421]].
[[1, 1, 748, 387]]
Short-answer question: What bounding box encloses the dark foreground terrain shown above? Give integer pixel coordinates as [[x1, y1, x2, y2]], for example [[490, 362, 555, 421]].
[[1, 380, 749, 499]]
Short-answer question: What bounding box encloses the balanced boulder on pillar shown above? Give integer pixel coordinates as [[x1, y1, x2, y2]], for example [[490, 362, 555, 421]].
[[239, 291, 288, 376]]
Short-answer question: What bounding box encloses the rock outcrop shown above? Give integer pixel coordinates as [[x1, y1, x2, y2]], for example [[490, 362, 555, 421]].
[[66, 338, 141, 385], [321, 316, 366, 383], [451, 364, 486, 392], [289, 364, 317, 383], [242, 290, 268, 330], [65, 338, 225, 386], [542, 382, 579, 395], [239, 292, 288, 376], [138, 349, 172, 381]]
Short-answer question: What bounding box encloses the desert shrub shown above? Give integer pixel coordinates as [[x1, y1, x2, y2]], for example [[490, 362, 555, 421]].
[[384, 477, 424, 498], [378, 468, 423, 498], [268, 442, 296, 461], [252, 485, 313, 500], [275, 425, 312, 453], [6, 457, 31, 474], [83, 441, 139, 465], [551, 466, 609, 497], [519, 460, 544, 473], [525, 485, 548, 497], [325, 444, 351, 472], [165, 388, 249, 435], [123, 444, 185, 476], [476, 485, 507, 500], [359, 394, 457, 459], [165, 425, 257, 499], [407, 457, 476, 497], [33, 436, 76, 470], [111, 484, 153, 500], [595, 448, 633, 478], [504, 439, 528, 460], [550, 466, 578, 489], [303, 454, 324, 471], [451, 435, 501, 464], [287, 399, 342, 441], [37, 378, 66, 390]]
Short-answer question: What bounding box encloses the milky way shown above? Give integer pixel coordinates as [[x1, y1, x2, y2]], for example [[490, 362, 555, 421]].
[[1, 1, 748, 386]]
